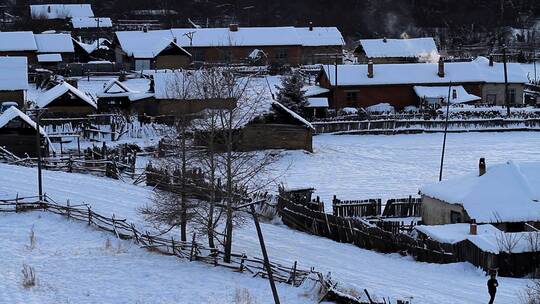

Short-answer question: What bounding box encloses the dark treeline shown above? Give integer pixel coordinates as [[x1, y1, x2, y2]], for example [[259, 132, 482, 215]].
[[8, 0, 540, 42]]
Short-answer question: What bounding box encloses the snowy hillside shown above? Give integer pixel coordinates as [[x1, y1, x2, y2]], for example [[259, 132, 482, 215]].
[[0, 212, 313, 304], [2, 130, 539, 303]]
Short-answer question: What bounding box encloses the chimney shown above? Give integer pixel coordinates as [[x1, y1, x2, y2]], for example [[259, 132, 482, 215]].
[[229, 24, 239, 32], [438, 57, 445, 78], [479, 158, 486, 176], [469, 219, 477, 235], [173, 37, 177, 43], [143, 26, 148, 33], [452, 89, 457, 100], [309, 21, 314, 31], [382, 37, 387, 43], [489, 55, 494, 66], [367, 60, 374, 78]]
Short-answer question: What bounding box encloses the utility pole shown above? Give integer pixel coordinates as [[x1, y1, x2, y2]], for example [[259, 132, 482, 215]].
[[502, 45, 510, 116], [35, 110, 44, 201], [439, 82, 452, 182]]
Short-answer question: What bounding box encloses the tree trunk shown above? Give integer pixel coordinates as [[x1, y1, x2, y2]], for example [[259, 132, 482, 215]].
[[180, 119, 187, 242], [224, 109, 234, 263]]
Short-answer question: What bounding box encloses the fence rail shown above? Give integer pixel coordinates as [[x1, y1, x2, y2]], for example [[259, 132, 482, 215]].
[[312, 118, 540, 134]]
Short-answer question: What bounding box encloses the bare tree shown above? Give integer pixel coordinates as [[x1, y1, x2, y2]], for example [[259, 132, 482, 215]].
[[496, 231, 523, 254]]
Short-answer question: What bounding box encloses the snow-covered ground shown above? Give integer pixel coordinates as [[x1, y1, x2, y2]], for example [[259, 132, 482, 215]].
[[0, 212, 313, 304], [2, 132, 539, 303], [271, 132, 540, 206]]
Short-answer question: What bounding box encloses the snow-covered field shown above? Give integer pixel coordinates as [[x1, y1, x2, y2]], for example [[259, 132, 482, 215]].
[[0, 212, 313, 304], [2, 132, 539, 303], [272, 132, 540, 206]]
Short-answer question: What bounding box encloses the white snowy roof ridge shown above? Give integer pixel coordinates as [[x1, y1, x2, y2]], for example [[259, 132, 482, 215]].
[[71, 17, 113, 29], [96, 79, 140, 98], [36, 82, 97, 109]]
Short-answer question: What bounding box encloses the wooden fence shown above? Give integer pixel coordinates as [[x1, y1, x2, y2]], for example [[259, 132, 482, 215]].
[[312, 118, 540, 134], [0, 195, 389, 304], [332, 197, 381, 218], [332, 196, 421, 219], [278, 197, 456, 265]]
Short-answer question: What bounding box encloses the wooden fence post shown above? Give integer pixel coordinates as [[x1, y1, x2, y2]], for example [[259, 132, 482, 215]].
[[290, 261, 297, 285], [131, 223, 139, 244], [66, 200, 70, 219], [87, 206, 92, 225], [171, 237, 176, 255], [112, 214, 119, 239], [189, 233, 197, 262], [239, 254, 245, 272]]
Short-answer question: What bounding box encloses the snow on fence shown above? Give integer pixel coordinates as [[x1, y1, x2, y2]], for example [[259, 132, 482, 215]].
[[0, 195, 386, 304], [312, 118, 540, 134]]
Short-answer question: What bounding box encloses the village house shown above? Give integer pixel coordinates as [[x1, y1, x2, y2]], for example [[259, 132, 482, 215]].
[[72, 38, 114, 63], [114, 25, 344, 70], [0, 106, 50, 157], [317, 56, 527, 110], [114, 29, 192, 71], [29, 4, 95, 31], [355, 37, 439, 64], [36, 81, 97, 117], [420, 159, 540, 230], [96, 79, 153, 113], [0, 57, 28, 109], [129, 70, 235, 116], [71, 17, 113, 42]]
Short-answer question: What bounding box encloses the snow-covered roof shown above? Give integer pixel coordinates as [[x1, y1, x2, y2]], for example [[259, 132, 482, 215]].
[[416, 223, 539, 254], [37, 53, 62, 63], [0, 106, 48, 137], [414, 86, 481, 104], [96, 79, 138, 98], [295, 27, 345, 47], [30, 4, 94, 20], [36, 82, 97, 109], [74, 38, 110, 54], [0, 57, 28, 91], [359, 37, 438, 58], [306, 97, 329, 108], [116, 26, 345, 53], [272, 101, 314, 130], [71, 17, 113, 29], [421, 161, 540, 223], [153, 70, 223, 100], [34, 33, 74, 53], [321, 58, 528, 86], [170, 27, 301, 47], [0, 32, 37, 51], [115, 30, 191, 59], [304, 85, 330, 97]]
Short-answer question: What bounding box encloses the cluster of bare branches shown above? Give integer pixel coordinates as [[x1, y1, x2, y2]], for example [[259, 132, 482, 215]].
[[141, 67, 280, 262]]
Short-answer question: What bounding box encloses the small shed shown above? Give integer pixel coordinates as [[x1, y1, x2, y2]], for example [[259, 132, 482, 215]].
[[0, 57, 28, 108], [34, 33, 75, 64], [420, 160, 540, 231], [0, 107, 50, 157], [96, 79, 153, 112], [36, 82, 97, 117]]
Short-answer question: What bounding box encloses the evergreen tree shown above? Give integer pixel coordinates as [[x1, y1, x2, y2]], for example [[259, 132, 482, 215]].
[[275, 71, 307, 115]]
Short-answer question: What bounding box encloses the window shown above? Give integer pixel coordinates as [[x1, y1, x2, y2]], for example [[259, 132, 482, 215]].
[[450, 211, 462, 224], [509, 89, 516, 104], [346, 91, 358, 102], [275, 48, 288, 61]]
